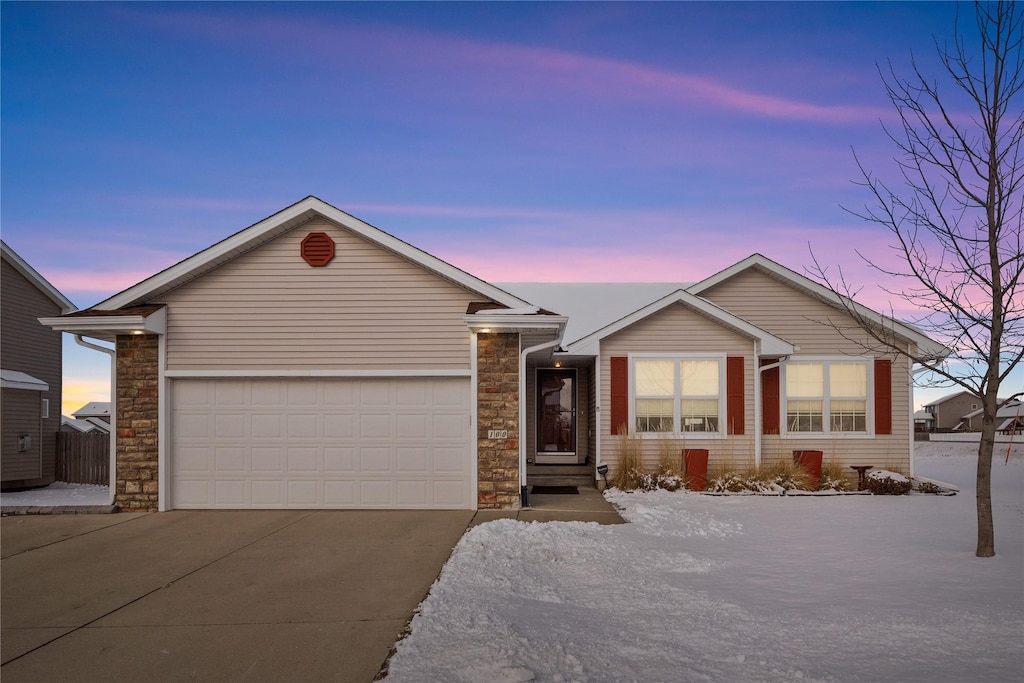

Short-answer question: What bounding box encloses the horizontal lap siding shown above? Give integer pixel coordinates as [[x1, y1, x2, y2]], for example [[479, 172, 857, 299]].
[[1, 261, 62, 484], [701, 269, 913, 473], [600, 303, 755, 474], [160, 218, 478, 371], [1, 389, 42, 480]]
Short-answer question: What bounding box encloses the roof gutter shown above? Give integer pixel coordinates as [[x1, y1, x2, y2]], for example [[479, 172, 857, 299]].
[[73, 335, 117, 507]]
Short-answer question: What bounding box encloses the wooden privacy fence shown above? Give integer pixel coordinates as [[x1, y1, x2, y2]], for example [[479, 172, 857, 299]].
[[56, 431, 110, 485]]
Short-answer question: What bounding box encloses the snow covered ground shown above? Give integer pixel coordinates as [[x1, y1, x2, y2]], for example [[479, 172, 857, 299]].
[[0, 481, 110, 506], [385, 442, 1024, 683]]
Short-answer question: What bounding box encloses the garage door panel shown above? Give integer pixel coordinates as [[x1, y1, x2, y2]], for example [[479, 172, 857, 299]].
[[252, 447, 284, 472], [172, 378, 471, 509], [397, 414, 428, 439], [252, 414, 283, 439], [324, 414, 354, 438], [287, 413, 319, 439], [360, 382, 391, 406], [324, 447, 355, 472], [214, 381, 247, 406], [214, 413, 247, 439], [359, 414, 392, 439]]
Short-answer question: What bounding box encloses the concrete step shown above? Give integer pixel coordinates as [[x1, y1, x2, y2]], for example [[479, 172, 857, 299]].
[[527, 463, 596, 489]]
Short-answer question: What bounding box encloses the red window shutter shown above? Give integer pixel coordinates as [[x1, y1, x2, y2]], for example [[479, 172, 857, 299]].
[[875, 359, 892, 435], [610, 357, 629, 435], [761, 361, 780, 435], [726, 356, 745, 435]]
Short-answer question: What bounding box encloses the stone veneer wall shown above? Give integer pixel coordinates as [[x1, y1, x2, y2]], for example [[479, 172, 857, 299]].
[[476, 332, 520, 509], [115, 334, 159, 511]]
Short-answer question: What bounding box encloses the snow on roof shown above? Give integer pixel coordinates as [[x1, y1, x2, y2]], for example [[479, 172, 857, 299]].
[[0, 369, 49, 391], [496, 283, 690, 347], [72, 401, 111, 419], [61, 416, 109, 433]]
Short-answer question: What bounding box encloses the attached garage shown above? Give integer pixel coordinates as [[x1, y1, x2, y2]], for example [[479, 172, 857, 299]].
[[170, 377, 473, 509]]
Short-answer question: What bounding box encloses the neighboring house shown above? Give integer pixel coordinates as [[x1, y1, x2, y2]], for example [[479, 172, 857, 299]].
[[42, 197, 947, 512], [61, 416, 112, 435], [1, 241, 76, 489], [72, 401, 112, 423], [922, 391, 979, 431], [913, 410, 935, 433], [959, 399, 1023, 433]]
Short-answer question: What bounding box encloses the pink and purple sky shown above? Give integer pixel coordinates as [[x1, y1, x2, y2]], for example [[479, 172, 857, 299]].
[[2, 2, 1019, 415]]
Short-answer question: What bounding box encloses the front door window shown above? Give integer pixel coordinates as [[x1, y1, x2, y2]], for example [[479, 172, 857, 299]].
[[537, 369, 576, 454]]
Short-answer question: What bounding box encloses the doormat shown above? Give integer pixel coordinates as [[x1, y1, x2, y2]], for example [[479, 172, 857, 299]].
[[531, 485, 579, 495]]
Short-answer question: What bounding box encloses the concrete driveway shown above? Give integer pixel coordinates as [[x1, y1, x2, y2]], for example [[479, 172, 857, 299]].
[[1, 510, 474, 682]]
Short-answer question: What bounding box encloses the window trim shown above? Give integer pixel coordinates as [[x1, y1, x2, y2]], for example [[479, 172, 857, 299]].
[[780, 357, 875, 438], [628, 353, 726, 438]]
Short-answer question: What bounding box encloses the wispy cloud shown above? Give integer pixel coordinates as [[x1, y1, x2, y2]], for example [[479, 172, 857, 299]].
[[123, 7, 890, 125]]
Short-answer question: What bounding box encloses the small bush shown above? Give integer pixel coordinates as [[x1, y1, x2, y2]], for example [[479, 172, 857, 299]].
[[866, 469, 912, 495], [819, 460, 852, 492], [915, 481, 943, 494]]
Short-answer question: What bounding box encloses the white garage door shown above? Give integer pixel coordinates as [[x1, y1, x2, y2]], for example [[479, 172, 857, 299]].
[[171, 378, 472, 509]]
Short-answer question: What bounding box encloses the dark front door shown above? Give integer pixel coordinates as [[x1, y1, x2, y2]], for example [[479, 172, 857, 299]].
[[537, 368, 576, 455]]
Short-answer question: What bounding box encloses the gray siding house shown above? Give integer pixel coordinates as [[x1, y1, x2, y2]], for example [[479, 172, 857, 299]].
[[1, 241, 76, 488], [923, 391, 979, 431]]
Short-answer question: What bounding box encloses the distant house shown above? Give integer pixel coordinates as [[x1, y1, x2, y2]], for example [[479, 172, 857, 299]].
[[72, 401, 112, 424], [61, 416, 112, 435], [913, 410, 935, 433], [959, 399, 1023, 433], [41, 197, 947, 512], [923, 391, 979, 432], [1, 241, 76, 488]]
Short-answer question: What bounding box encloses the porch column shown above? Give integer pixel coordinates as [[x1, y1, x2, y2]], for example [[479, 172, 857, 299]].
[[115, 334, 159, 511], [476, 332, 520, 509]]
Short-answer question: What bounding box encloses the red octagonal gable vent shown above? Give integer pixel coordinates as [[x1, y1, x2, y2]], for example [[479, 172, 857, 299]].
[[300, 232, 335, 267]]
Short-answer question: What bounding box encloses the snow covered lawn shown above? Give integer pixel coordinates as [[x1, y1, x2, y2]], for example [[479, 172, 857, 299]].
[[384, 443, 1023, 682], [0, 481, 110, 507]]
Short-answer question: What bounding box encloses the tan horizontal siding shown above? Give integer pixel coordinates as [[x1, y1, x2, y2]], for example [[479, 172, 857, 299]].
[[160, 218, 479, 371], [599, 303, 756, 475], [701, 268, 913, 472]]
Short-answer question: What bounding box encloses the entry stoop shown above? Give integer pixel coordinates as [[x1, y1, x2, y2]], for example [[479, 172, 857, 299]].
[[526, 463, 596, 489]]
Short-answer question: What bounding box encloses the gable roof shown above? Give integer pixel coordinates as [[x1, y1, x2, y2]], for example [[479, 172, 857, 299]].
[[923, 391, 974, 408], [1, 240, 77, 314], [688, 254, 948, 360], [561, 289, 796, 357], [497, 283, 690, 348], [93, 196, 533, 311], [72, 401, 112, 420]]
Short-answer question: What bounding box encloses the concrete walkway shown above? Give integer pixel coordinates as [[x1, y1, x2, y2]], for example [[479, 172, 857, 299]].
[[1, 495, 623, 682]]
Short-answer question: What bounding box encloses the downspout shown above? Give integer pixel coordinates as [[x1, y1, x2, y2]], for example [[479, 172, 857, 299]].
[[74, 335, 116, 506], [519, 337, 564, 508], [757, 355, 790, 468]]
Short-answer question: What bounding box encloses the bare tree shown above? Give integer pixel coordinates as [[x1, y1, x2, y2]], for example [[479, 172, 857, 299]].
[[813, 2, 1023, 557]]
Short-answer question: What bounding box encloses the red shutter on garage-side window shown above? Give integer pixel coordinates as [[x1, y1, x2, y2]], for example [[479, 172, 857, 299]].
[[726, 356, 745, 435], [874, 358, 892, 435], [610, 357, 629, 435], [761, 360, 780, 435]]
